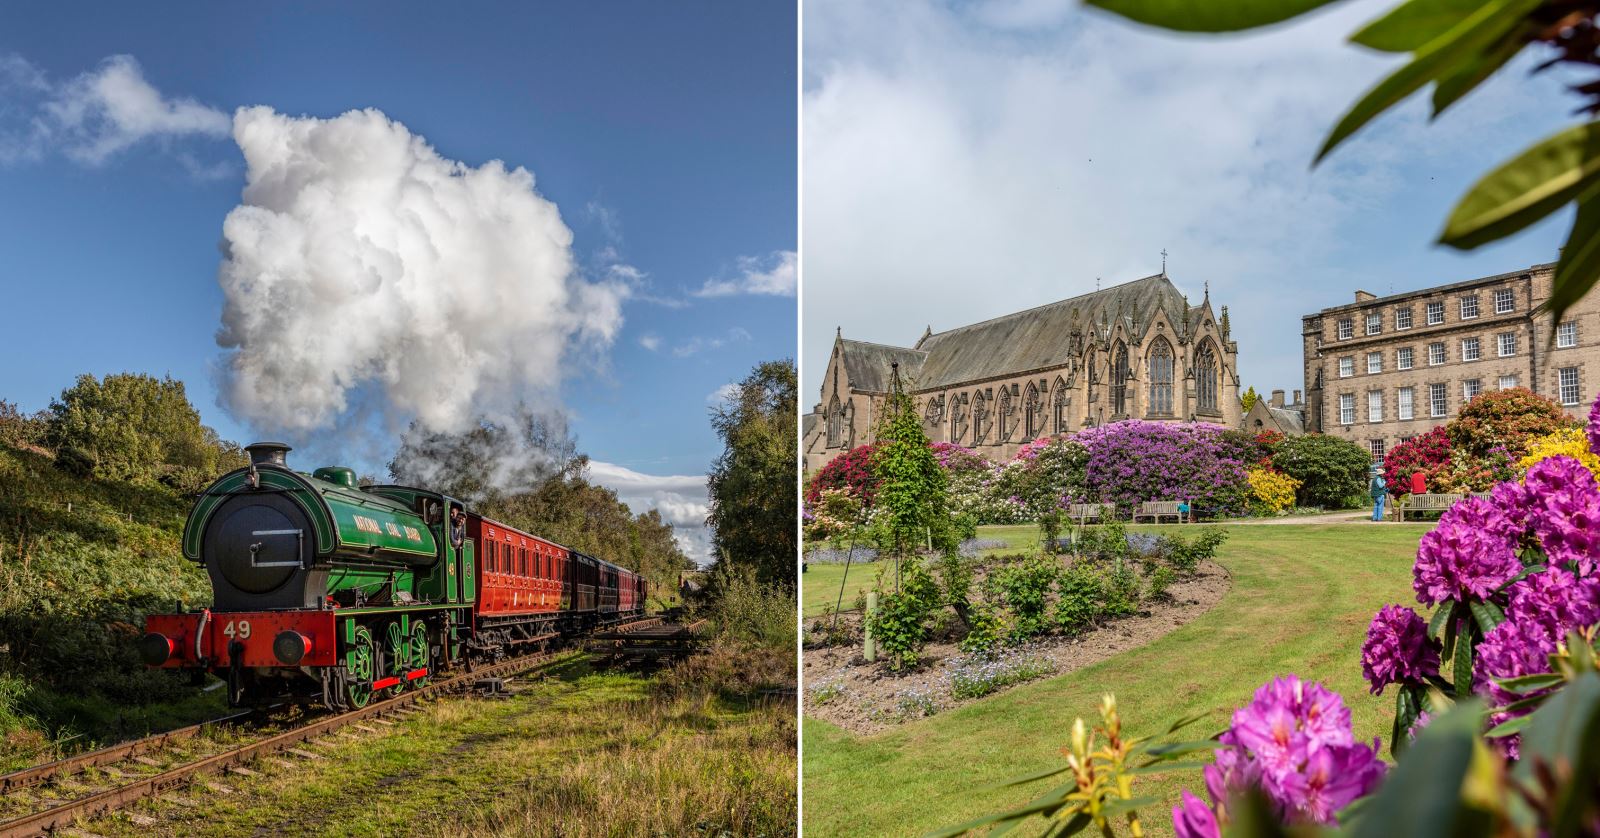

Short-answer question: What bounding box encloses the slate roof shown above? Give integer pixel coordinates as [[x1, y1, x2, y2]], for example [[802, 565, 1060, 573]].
[[850, 273, 1197, 389], [837, 339, 928, 393], [802, 412, 818, 437], [1267, 405, 1305, 435]]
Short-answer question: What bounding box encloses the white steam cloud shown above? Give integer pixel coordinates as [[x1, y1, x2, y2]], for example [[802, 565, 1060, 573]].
[[0, 53, 230, 167], [216, 106, 627, 444]]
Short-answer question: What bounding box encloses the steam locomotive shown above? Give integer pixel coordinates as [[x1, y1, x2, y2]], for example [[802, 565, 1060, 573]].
[[141, 442, 646, 710]]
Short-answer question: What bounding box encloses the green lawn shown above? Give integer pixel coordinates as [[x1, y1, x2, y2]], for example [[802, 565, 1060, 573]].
[[802, 522, 1431, 837]]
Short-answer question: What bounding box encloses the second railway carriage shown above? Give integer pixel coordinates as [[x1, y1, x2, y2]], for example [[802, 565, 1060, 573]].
[[141, 443, 648, 711]]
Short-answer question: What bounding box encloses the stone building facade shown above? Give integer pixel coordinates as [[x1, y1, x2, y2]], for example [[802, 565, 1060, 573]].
[[1302, 261, 1600, 463], [1243, 389, 1305, 437], [803, 273, 1242, 472]]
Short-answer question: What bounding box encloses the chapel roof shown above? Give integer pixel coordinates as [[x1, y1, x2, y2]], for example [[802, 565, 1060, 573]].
[[1266, 405, 1305, 435], [909, 273, 1196, 388], [835, 338, 927, 394]]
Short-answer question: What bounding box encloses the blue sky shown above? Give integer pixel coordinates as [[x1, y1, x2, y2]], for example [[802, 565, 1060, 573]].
[[0, 2, 796, 561], [802, 0, 1573, 406]]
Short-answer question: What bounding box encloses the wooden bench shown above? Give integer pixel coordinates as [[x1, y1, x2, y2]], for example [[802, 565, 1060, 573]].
[[1066, 503, 1109, 525], [1395, 492, 1481, 521], [1132, 500, 1188, 524]]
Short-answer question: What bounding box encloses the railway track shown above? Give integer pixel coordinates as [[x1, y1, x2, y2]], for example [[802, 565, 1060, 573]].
[[0, 616, 664, 838]]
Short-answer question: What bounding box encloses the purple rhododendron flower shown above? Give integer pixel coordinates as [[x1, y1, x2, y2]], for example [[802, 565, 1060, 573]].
[[1189, 676, 1384, 828], [1520, 456, 1600, 575], [1406, 711, 1432, 742], [1504, 566, 1600, 642], [1589, 396, 1600, 458], [1172, 790, 1221, 838], [1412, 496, 1522, 606], [1360, 604, 1440, 695]]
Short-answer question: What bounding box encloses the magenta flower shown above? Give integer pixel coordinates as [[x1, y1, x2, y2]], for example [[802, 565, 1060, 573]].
[[1406, 711, 1432, 743], [1199, 676, 1384, 826], [1412, 496, 1522, 606], [1588, 395, 1600, 458], [1503, 566, 1600, 642], [1172, 790, 1221, 838], [1360, 604, 1441, 695], [1520, 456, 1600, 575]]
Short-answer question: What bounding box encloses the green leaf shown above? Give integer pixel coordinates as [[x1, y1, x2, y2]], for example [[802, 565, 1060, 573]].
[[1492, 563, 1545, 596], [1484, 713, 1532, 738], [1468, 600, 1504, 635], [1431, 34, 1522, 115], [983, 764, 1071, 790], [1541, 187, 1600, 329], [1454, 621, 1474, 698], [1099, 795, 1159, 817], [1494, 672, 1565, 694], [1125, 760, 1210, 776], [1317, 0, 1541, 162], [1513, 671, 1600, 836], [1163, 708, 1215, 735], [1351, 700, 1485, 838], [1083, 0, 1342, 32], [1442, 120, 1600, 249], [1352, 0, 1492, 52], [1141, 739, 1222, 758], [1427, 600, 1454, 641], [1035, 812, 1091, 838], [1443, 605, 1459, 660]]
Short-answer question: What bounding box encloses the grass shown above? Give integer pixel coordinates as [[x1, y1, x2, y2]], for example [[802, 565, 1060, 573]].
[[801, 521, 1431, 837], [86, 657, 797, 837]]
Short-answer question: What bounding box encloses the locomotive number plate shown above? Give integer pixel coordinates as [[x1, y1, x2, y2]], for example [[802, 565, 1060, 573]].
[[222, 619, 253, 640]]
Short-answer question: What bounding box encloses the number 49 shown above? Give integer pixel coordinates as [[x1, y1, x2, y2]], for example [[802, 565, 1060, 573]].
[[222, 620, 252, 640]]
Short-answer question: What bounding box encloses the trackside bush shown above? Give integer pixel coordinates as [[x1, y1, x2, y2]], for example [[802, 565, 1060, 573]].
[[1271, 434, 1371, 508]]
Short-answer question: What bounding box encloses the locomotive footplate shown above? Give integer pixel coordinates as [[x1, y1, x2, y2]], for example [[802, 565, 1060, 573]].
[[144, 610, 339, 669]]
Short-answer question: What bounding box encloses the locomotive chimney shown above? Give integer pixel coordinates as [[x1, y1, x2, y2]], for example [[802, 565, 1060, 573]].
[[245, 442, 292, 467]]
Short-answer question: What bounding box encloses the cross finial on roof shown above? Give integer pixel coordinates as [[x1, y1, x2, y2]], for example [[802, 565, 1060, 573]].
[[1096, 276, 1101, 291], [1161, 248, 1168, 274], [1203, 280, 1209, 301]]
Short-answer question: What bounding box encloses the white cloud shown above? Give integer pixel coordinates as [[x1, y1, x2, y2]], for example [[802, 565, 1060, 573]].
[[639, 333, 662, 352], [707, 382, 741, 406], [801, 0, 1579, 402], [585, 460, 712, 564], [694, 250, 798, 297], [217, 106, 626, 444], [0, 53, 230, 166], [673, 327, 752, 358]]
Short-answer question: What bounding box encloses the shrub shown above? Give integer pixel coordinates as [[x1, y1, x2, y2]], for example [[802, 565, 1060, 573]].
[[985, 556, 1061, 643], [45, 373, 238, 486], [865, 560, 941, 670], [1053, 563, 1103, 634], [1144, 564, 1176, 600], [1101, 561, 1141, 617], [702, 563, 797, 652], [1518, 426, 1600, 479], [1447, 386, 1577, 460], [1381, 426, 1452, 495], [804, 443, 880, 506], [957, 602, 1006, 655], [1271, 433, 1372, 508], [1161, 528, 1227, 575], [1076, 421, 1252, 515], [990, 437, 1089, 545], [1247, 466, 1300, 513]]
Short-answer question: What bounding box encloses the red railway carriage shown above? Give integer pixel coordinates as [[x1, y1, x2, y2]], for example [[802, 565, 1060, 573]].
[[471, 516, 568, 617]]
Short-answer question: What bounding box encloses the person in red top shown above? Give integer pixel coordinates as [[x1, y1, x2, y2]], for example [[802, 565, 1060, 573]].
[[1410, 471, 1426, 496]]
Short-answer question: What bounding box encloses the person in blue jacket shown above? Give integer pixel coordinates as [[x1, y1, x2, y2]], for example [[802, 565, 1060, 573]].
[[1369, 468, 1388, 522]]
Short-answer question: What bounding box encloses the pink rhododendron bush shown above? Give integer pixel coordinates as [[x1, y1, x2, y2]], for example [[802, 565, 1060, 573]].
[[939, 397, 1600, 838]]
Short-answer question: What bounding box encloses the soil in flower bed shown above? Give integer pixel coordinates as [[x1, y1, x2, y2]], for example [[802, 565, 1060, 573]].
[[802, 558, 1230, 735]]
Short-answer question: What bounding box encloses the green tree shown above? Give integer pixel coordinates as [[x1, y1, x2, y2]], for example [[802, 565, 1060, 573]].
[[1271, 433, 1374, 508], [873, 388, 955, 569], [46, 373, 234, 488], [388, 408, 576, 506], [1240, 386, 1260, 413], [706, 360, 798, 589], [1087, 0, 1600, 323]]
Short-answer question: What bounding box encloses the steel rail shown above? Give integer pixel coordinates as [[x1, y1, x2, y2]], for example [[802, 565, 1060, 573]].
[[0, 636, 604, 838], [0, 709, 261, 795]]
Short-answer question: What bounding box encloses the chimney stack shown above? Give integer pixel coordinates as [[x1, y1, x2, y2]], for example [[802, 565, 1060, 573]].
[[1270, 390, 1286, 408], [1355, 290, 1376, 302], [1293, 389, 1302, 405]]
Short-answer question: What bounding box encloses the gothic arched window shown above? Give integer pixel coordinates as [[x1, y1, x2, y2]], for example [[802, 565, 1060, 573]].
[[998, 387, 1014, 441], [826, 396, 841, 446], [952, 394, 968, 444], [1024, 383, 1043, 438], [1112, 343, 1130, 415], [973, 390, 990, 444], [1197, 342, 1219, 413], [1052, 377, 1069, 434], [1148, 339, 1174, 416]]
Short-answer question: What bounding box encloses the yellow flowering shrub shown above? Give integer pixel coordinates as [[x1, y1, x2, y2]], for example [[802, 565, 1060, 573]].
[[1518, 427, 1600, 479], [1248, 467, 1301, 514]]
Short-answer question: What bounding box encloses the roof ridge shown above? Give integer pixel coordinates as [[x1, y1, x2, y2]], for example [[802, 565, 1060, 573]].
[[923, 273, 1172, 340], [839, 337, 927, 354]]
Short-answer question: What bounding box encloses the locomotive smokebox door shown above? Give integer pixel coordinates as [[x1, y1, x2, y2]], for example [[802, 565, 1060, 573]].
[[203, 493, 324, 610]]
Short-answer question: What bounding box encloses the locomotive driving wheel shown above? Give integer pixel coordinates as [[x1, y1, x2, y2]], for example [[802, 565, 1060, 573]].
[[345, 625, 376, 709], [408, 621, 431, 687], [382, 621, 407, 698]]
